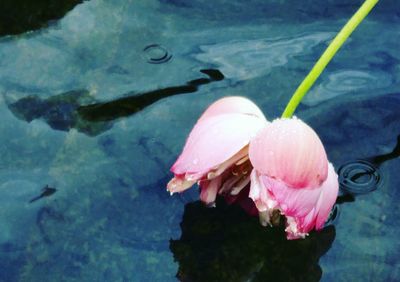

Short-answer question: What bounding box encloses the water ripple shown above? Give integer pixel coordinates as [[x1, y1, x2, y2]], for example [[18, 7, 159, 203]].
[[303, 70, 393, 106], [338, 160, 381, 195], [194, 32, 334, 81], [143, 44, 172, 64]]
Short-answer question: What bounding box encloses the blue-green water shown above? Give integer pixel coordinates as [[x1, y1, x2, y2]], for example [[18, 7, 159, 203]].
[[0, 0, 399, 281]]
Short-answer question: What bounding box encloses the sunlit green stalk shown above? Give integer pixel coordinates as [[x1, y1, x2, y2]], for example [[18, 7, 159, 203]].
[[281, 0, 379, 118]]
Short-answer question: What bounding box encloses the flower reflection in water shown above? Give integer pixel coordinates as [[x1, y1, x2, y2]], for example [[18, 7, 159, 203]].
[[170, 200, 335, 282]]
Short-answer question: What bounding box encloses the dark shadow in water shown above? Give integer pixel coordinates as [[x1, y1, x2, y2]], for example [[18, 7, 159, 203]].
[[8, 89, 111, 136], [7, 69, 224, 135], [170, 199, 335, 282], [367, 134, 400, 166], [36, 206, 65, 244], [29, 185, 57, 204], [335, 193, 355, 205], [77, 69, 224, 122], [0, 0, 83, 36]]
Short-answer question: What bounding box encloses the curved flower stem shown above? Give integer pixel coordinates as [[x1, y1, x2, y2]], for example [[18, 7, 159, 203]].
[[281, 0, 379, 118]]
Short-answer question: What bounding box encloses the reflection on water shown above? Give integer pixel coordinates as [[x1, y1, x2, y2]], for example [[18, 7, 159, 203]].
[[171, 200, 335, 282], [7, 69, 224, 135], [78, 69, 224, 122], [7, 90, 112, 136], [194, 33, 334, 82], [368, 135, 400, 166], [303, 69, 394, 106]]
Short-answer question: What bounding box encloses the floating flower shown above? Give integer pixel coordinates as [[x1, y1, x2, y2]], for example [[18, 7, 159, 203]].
[[167, 97, 338, 240], [167, 96, 268, 205], [249, 118, 339, 239]]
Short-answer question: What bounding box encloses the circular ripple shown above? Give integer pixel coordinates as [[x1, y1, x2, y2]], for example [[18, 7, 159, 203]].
[[143, 44, 172, 64], [338, 160, 381, 195]]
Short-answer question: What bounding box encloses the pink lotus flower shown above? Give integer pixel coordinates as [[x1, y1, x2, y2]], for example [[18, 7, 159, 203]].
[[167, 96, 338, 240], [167, 96, 268, 205], [249, 118, 339, 239]]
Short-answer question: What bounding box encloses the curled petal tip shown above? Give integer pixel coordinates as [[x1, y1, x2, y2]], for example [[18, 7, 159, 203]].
[[167, 177, 196, 194]]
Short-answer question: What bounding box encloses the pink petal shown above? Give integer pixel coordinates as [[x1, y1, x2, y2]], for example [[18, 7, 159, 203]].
[[314, 163, 339, 229], [198, 96, 266, 121], [167, 176, 196, 194], [249, 169, 277, 212], [262, 163, 338, 237], [199, 176, 222, 205], [171, 113, 267, 176], [291, 163, 338, 233], [261, 175, 322, 218], [249, 169, 267, 211], [285, 216, 308, 240], [249, 118, 328, 189]]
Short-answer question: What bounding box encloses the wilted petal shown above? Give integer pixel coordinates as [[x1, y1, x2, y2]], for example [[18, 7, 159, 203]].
[[249, 118, 328, 189], [199, 176, 223, 205], [207, 147, 248, 180], [171, 113, 267, 176], [290, 163, 338, 234], [263, 163, 338, 238], [218, 173, 243, 194], [249, 169, 277, 212], [167, 177, 196, 194], [285, 216, 308, 240], [314, 163, 339, 229], [230, 175, 251, 195], [261, 175, 322, 218], [198, 96, 266, 121]]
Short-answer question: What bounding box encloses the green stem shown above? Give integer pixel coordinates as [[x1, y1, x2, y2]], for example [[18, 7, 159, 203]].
[[281, 0, 379, 118]]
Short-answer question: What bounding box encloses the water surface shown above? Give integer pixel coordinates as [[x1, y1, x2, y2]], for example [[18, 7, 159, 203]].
[[0, 0, 399, 281]]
